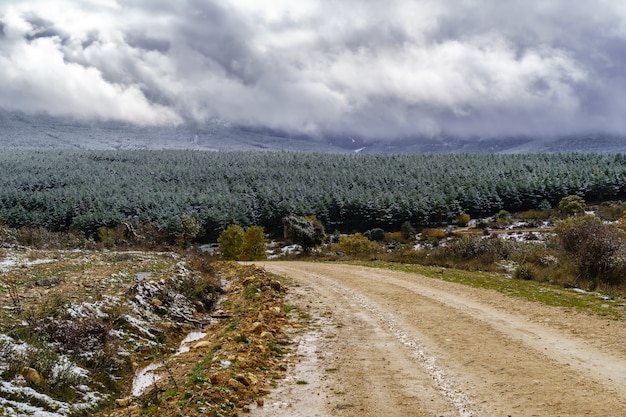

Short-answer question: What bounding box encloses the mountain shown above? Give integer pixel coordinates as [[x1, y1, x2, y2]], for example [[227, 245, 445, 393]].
[[2, 111, 626, 153]]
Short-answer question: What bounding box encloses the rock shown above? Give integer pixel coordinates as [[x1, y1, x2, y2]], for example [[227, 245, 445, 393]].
[[270, 280, 283, 291], [235, 373, 258, 387], [269, 306, 282, 314], [192, 341, 212, 349], [152, 298, 163, 307], [115, 397, 133, 407], [250, 321, 263, 334], [256, 397, 264, 407], [243, 276, 256, 286], [242, 404, 252, 413], [21, 367, 43, 386], [228, 378, 244, 391], [260, 331, 272, 339]]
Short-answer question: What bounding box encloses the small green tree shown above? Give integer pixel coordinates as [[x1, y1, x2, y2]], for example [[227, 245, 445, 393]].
[[400, 221, 415, 240], [282, 215, 325, 252], [495, 210, 511, 226], [367, 228, 385, 241], [559, 195, 585, 216], [456, 213, 471, 227], [217, 224, 244, 260], [240, 226, 267, 261], [167, 214, 200, 248]]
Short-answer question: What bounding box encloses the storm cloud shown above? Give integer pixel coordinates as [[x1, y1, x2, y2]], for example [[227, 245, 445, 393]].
[[1, 0, 625, 139]]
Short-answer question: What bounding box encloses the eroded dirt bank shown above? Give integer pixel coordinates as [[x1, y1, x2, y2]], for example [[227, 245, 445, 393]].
[[252, 262, 626, 417]]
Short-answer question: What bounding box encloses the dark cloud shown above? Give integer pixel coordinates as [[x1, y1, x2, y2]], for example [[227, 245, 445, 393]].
[[176, 0, 261, 84], [125, 32, 170, 53], [0, 0, 626, 139]]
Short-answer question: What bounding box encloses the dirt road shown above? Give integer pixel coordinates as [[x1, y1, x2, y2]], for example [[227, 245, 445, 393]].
[[250, 262, 626, 417]]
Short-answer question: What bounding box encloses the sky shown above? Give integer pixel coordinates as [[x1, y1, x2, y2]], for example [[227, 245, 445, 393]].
[[1, 0, 626, 140]]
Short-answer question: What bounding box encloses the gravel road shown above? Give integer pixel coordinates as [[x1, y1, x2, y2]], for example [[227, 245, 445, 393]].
[[251, 262, 626, 417]]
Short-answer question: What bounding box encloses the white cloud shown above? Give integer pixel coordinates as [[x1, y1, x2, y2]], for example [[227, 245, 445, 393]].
[[0, 0, 625, 138]]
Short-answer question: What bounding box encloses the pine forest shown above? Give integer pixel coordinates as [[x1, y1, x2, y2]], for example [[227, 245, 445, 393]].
[[1, 149, 625, 240]]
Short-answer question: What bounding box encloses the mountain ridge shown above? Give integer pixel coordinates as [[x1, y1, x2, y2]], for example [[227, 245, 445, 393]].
[[1, 111, 625, 154]]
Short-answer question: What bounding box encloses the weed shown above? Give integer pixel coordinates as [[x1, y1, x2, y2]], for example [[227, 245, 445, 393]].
[[36, 293, 71, 318], [282, 305, 297, 314], [7, 282, 22, 313], [513, 264, 537, 281], [187, 346, 219, 385], [266, 341, 285, 356]]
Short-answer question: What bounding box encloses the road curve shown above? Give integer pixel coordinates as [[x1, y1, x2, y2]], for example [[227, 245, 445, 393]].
[[252, 262, 626, 417]]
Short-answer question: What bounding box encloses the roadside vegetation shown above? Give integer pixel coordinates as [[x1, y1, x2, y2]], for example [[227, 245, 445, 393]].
[[0, 248, 223, 416]]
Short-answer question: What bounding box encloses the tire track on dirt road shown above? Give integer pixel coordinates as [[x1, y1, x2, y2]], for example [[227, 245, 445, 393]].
[[254, 262, 626, 417]]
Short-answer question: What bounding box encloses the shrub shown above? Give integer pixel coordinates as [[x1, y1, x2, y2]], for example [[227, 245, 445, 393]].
[[420, 228, 447, 246], [218, 224, 245, 260], [444, 235, 525, 265], [167, 214, 200, 248], [559, 195, 585, 216], [513, 264, 537, 280], [495, 210, 511, 226], [400, 221, 416, 240], [367, 228, 385, 241], [336, 233, 380, 255], [240, 226, 268, 261], [555, 215, 626, 288], [456, 213, 470, 227], [282, 215, 325, 252], [96, 224, 133, 247]]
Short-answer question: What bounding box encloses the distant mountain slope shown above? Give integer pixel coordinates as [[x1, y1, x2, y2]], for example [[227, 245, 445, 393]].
[[2, 111, 626, 153]]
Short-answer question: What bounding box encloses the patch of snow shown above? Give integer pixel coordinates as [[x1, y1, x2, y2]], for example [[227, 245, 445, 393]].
[[51, 356, 89, 381], [0, 379, 97, 417], [121, 314, 157, 340], [132, 362, 163, 397], [135, 272, 152, 281], [66, 300, 110, 320], [176, 330, 206, 355], [0, 253, 57, 274], [282, 245, 301, 254]]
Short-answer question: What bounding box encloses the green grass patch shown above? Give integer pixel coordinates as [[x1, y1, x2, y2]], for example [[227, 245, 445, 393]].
[[358, 261, 626, 320], [187, 346, 219, 386], [282, 305, 298, 314]]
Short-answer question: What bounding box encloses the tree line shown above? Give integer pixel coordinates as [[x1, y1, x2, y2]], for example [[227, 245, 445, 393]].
[[1, 149, 626, 240]]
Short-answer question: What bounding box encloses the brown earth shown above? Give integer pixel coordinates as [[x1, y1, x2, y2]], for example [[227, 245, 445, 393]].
[[99, 262, 298, 417], [249, 262, 626, 417]]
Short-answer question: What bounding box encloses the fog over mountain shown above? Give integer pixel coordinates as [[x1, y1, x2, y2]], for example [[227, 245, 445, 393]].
[[1, 1, 626, 147]]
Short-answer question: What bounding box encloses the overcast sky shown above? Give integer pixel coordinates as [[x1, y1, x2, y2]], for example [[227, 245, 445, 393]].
[[1, 0, 626, 140]]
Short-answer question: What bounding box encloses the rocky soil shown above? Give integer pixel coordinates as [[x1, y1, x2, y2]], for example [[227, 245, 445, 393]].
[[0, 249, 300, 417]]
